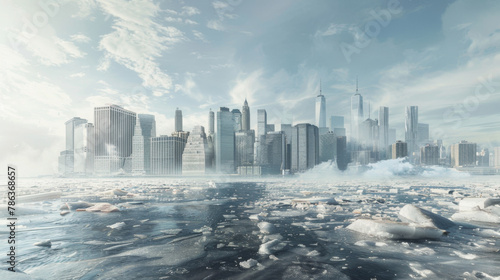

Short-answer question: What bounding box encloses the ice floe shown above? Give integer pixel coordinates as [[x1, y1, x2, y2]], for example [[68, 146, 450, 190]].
[[347, 219, 446, 239]]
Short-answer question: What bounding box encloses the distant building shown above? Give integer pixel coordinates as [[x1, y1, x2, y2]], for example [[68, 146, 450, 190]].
[[132, 114, 156, 175], [291, 123, 319, 173], [257, 109, 267, 137], [450, 141, 477, 167], [60, 117, 87, 175], [333, 127, 346, 137], [420, 144, 439, 165], [94, 105, 136, 174], [150, 136, 184, 175], [405, 106, 418, 158], [232, 109, 242, 132], [216, 107, 235, 174], [175, 108, 183, 132], [74, 123, 95, 175], [266, 124, 275, 133], [319, 131, 337, 162], [58, 150, 74, 175], [329, 115, 344, 131], [264, 131, 287, 174], [336, 136, 348, 171], [235, 130, 255, 167], [241, 99, 250, 131], [391, 140, 408, 159], [350, 79, 363, 142], [378, 107, 389, 160], [495, 147, 500, 167], [316, 82, 326, 128], [208, 109, 215, 135], [255, 109, 268, 165], [182, 126, 213, 175], [477, 148, 490, 167]]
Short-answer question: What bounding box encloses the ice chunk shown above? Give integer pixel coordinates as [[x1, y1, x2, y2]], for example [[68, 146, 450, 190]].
[[398, 204, 455, 230], [60, 210, 70, 216], [34, 240, 52, 247], [100, 189, 129, 197], [291, 197, 338, 206], [18, 192, 62, 203], [84, 203, 119, 213], [451, 210, 500, 224], [107, 222, 126, 230], [347, 219, 446, 239], [258, 239, 286, 255], [66, 201, 94, 210], [459, 198, 500, 211], [239, 258, 258, 269], [453, 250, 477, 260], [258, 222, 275, 234]]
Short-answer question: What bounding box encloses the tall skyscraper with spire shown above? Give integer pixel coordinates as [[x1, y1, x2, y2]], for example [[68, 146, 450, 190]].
[[350, 77, 364, 142], [132, 114, 156, 175], [208, 109, 214, 135], [175, 108, 183, 132], [315, 80, 326, 129], [242, 99, 250, 131]]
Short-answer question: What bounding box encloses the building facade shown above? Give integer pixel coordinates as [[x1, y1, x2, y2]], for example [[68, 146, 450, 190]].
[[216, 107, 236, 173], [182, 126, 213, 175], [291, 123, 319, 173], [74, 123, 95, 175], [450, 141, 477, 167], [150, 136, 184, 175], [392, 140, 408, 159], [132, 114, 156, 175]]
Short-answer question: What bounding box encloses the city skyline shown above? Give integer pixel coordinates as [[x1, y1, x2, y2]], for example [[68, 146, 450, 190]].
[[2, 0, 500, 176]]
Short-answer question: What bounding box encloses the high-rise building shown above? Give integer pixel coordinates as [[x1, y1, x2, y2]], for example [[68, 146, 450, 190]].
[[319, 131, 337, 162], [65, 117, 88, 151], [291, 123, 319, 173], [74, 123, 95, 175], [391, 140, 408, 159], [242, 99, 250, 131], [175, 108, 183, 132], [420, 144, 439, 165], [266, 124, 275, 133], [216, 107, 236, 173], [280, 123, 293, 170], [208, 109, 215, 135], [94, 105, 136, 174], [494, 147, 500, 167], [132, 114, 156, 175], [418, 123, 429, 145], [477, 148, 490, 167], [336, 136, 348, 171], [150, 136, 184, 175], [329, 116, 344, 131], [350, 79, 363, 142], [235, 130, 255, 167], [58, 150, 74, 175], [315, 82, 326, 128], [450, 141, 477, 167], [378, 107, 389, 159], [232, 109, 242, 132], [257, 109, 267, 137], [264, 131, 287, 174], [405, 106, 419, 156], [182, 126, 213, 175]]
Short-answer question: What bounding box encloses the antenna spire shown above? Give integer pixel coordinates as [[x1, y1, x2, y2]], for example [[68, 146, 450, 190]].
[[356, 75, 358, 94]]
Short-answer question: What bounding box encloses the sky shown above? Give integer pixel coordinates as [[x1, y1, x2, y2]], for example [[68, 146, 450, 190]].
[[1, 0, 500, 177]]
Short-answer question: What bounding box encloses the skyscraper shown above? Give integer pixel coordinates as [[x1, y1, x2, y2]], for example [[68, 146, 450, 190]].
[[378, 106, 389, 159], [319, 131, 337, 162], [132, 114, 156, 175], [208, 109, 215, 135], [65, 117, 88, 151], [216, 107, 236, 173], [450, 141, 477, 167], [350, 78, 363, 142], [232, 109, 242, 132], [420, 144, 439, 165], [150, 136, 184, 175], [257, 109, 267, 137], [264, 131, 287, 174], [242, 99, 250, 131], [405, 106, 418, 158], [392, 141, 408, 159], [291, 123, 319, 172], [315, 81, 326, 128], [182, 126, 213, 175], [418, 123, 429, 145], [94, 105, 136, 174], [235, 130, 255, 167], [175, 108, 183, 132], [336, 136, 348, 171], [74, 123, 94, 175]]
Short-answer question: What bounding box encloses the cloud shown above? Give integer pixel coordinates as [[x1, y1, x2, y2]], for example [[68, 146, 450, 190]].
[[70, 72, 86, 78], [174, 73, 204, 100], [207, 20, 225, 31], [318, 23, 354, 36], [70, 33, 91, 43], [181, 6, 201, 16], [229, 69, 264, 107], [98, 0, 185, 96]]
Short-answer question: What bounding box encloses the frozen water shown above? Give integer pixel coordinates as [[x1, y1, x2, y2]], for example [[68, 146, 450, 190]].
[[7, 173, 500, 279]]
